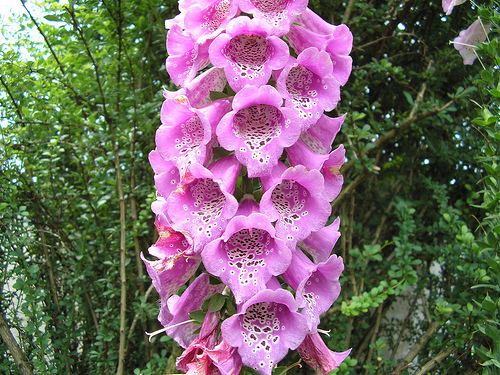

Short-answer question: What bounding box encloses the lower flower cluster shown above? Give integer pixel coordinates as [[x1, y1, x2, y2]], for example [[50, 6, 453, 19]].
[[143, 1, 353, 374]]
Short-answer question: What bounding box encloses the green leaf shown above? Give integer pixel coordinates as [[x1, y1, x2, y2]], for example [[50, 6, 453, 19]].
[[208, 293, 226, 313], [188, 310, 206, 324], [403, 91, 414, 105]]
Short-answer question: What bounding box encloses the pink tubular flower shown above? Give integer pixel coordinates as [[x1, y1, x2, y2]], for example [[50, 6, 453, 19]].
[[163, 67, 228, 109], [162, 273, 226, 348], [156, 95, 231, 178], [283, 250, 343, 331], [141, 218, 200, 306], [149, 150, 180, 200], [202, 195, 292, 304], [287, 9, 353, 86], [209, 16, 289, 92], [217, 85, 301, 177], [177, 311, 243, 375], [166, 24, 211, 87], [260, 163, 332, 248], [167, 155, 241, 253], [277, 48, 341, 129], [238, 0, 308, 36], [288, 114, 345, 165], [299, 218, 341, 263], [453, 19, 491, 65], [442, 0, 467, 15], [184, 0, 240, 44], [298, 333, 351, 374], [221, 288, 309, 375]]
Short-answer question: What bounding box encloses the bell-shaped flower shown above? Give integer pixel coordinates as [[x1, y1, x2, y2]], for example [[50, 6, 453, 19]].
[[287, 9, 353, 86], [141, 218, 200, 328], [442, 0, 467, 15], [217, 85, 301, 177], [166, 24, 211, 86], [164, 67, 228, 109], [177, 311, 243, 375], [295, 113, 345, 156], [184, 0, 240, 44], [299, 218, 341, 263], [167, 155, 241, 253], [287, 143, 345, 202], [238, 0, 308, 36], [283, 250, 343, 331], [297, 333, 351, 374], [453, 19, 491, 65], [149, 150, 180, 200], [162, 273, 226, 348], [321, 145, 345, 201], [142, 218, 199, 297], [221, 288, 309, 375], [209, 16, 289, 92], [260, 163, 331, 248], [203, 195, 292, 304], [156, 95, 231, 179], [276, 48, 340, 129]]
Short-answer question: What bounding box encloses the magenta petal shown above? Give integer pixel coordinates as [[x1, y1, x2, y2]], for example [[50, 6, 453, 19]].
[[442, 0, 466, 15], [184, 0, 239, 43], [142, 218, 198, 297], [299, 217, 341, 263], [295, 8, 336, 35], [203, 211, 292, 304], [156, 98, 229, 178], [284, 250, 343, 331], [286, 139, 329, 171], [207, 340, 243, 375], [149, 150, 180, 199], [209, 16, 289, 91], [217, 85, 302, 177], [238, 0, 308, 36], [277, 48, 340, 128], [300, 114, 345, 155], [453, 19, 491, 65], [298, 333, 351, 375], [287, 18, 353, 86], [221, 288, 309, 375], [321, 145, 345, 201], [167, 156, 241, 252], [260, 165, 331, 247], [185, 67, 228, 109], [165, 273, 225, 348], [166, 24, 210, 86]]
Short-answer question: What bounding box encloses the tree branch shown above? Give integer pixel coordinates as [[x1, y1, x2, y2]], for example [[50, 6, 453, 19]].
[[0, 308, 34, 375], [391, 321, 442, 374]]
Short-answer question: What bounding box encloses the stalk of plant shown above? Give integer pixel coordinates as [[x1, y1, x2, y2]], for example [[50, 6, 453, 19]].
[[144, 1, 354, 374]]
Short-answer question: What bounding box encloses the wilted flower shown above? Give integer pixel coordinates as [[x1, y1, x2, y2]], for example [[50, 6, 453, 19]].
[[177, 311, 243, 375], [453, 19, 491, 65]]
